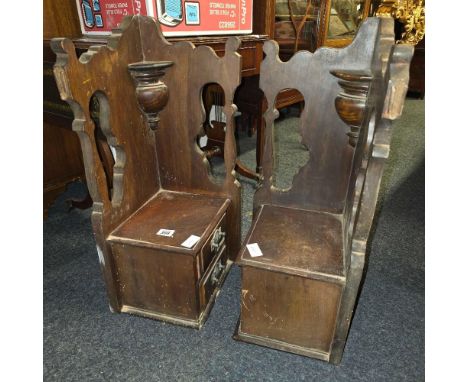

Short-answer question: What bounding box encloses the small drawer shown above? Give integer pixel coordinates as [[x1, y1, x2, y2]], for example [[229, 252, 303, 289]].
[[198, 244, 228, 311], [199, 213, 227, 273]]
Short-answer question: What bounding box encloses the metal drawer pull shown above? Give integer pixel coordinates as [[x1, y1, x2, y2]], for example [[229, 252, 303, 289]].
[[210, 227, 225, 252], [210, 261, 225, 285]]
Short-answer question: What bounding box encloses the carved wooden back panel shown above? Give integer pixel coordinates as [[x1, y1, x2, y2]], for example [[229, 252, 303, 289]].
[[254, 17, 410, 219], [53, 15, 241, 232]]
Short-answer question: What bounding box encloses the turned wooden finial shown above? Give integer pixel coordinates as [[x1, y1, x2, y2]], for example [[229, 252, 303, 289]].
[[127, 61, 173, 129], [331, 70, 372, 147]]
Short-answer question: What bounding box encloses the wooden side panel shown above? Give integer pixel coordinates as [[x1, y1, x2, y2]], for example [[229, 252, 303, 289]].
[[52, 17, 160, 232], [112, 244, 199, 320], [240, 267, 342, 353], [52, 18, 160, 309]]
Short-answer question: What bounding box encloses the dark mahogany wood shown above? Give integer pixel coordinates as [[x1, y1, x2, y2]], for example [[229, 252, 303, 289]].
[[234, 17, 414, 363], [52, 15, 242, 328]]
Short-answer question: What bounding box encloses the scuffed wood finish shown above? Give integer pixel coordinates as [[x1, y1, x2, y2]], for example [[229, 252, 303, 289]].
[[52, 15, 242, 328], [234, 18, 414, 363]]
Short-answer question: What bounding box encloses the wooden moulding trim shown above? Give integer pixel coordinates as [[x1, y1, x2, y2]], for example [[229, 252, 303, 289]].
[[233, 320, 330, 362], [238, 262, 346, 285], [43, 34, 269, 48], [107, 191, 231, 255], [121, 305, 203, 329], [121, 260, 233, 329]]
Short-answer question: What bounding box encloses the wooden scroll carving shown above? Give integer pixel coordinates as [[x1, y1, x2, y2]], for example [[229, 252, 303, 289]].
[[52, 16, 242, 328], [234, 18, 413, 363]]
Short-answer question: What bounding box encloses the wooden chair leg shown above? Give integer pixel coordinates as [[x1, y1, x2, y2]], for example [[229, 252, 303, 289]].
[[235, 160, 261, 182]]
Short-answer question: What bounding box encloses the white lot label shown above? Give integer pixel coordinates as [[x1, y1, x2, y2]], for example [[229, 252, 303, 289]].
[[246, 243, 263, 258], [199, 135, 208, 148], [157, 229, 175, 237], [181, 235, 201, 248]]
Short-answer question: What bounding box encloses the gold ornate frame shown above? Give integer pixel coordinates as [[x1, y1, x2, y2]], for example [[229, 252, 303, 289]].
[[376, 0, 425, 45]]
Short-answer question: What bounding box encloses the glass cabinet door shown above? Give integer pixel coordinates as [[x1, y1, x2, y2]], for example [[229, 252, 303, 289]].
[[318, 0, 371, 47], [274, 0, 321, 60]]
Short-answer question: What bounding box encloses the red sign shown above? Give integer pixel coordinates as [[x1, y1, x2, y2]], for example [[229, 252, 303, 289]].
[[76, 0, 253, 36], [154, 1, 253, 36], [76, 1, 150, 35]]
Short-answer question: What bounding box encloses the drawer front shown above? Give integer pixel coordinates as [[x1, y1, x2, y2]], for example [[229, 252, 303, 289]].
[[199, 213, 227, 273], [198, 244, 228, 311]]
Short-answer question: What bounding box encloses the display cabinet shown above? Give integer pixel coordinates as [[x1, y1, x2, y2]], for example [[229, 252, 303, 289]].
[[317, 0, 372, 47], [274, 0, 321, 60]]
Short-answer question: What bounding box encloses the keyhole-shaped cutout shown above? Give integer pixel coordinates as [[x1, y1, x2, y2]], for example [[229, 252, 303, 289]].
[[90, 91, 126, 205], [197, 83, 227, 186], [271, 90, 309, 191]]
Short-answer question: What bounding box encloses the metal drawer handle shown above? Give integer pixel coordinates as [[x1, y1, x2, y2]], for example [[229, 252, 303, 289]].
[[210, 261, 225, 285], [210, 227, 225, 252]]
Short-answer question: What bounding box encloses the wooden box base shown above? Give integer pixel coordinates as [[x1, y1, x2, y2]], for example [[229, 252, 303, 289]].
[[107, 191, 231, 328], [233, 320, 330, 362], [235, 205, 347, 363]]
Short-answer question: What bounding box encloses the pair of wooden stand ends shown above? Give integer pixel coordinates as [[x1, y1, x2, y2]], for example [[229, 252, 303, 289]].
[[52, 16, 413, 364]]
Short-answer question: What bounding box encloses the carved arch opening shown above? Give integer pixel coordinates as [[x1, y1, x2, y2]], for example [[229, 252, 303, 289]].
[[89, 91, 126, 206], [271, 90, 310, 192], [197, 82, 228, 187]]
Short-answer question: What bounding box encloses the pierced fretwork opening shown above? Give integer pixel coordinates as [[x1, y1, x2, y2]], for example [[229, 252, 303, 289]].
[[271, 90, 310, 191], [363, 110, 377, 167], [90, 91, 126, 204], [197, 83, 227, 186]]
